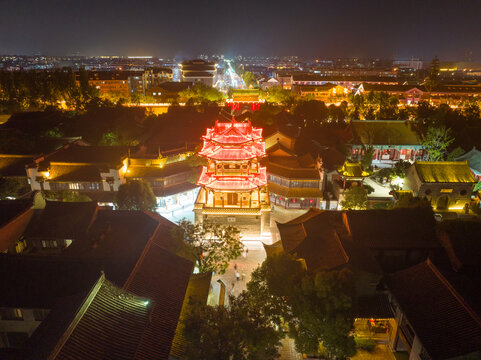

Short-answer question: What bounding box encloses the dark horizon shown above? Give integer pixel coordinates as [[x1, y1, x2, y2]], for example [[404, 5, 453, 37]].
[[1, 0, 480, 61]]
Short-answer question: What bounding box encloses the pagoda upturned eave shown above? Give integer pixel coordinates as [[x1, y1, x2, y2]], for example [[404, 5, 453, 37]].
[[198, 142, 266, 160], [196, 167, 267, 191], [202, 120, 264, 145]]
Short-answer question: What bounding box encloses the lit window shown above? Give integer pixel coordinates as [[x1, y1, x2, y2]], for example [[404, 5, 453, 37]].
[[153, 92, 156, 96]]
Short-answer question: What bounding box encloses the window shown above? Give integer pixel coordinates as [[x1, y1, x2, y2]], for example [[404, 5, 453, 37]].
[[153, 92, 156, 96], [0, 308, 23, 320], [41, 240, 58, 249], [440, 188, 453, 193], [69, 183, 80, 190], [49, 182, 69, 191]]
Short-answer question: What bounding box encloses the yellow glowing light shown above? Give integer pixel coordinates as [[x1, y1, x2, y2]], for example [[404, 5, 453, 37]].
[[44, 171, 50, 178], [448, 206, 465, 211]]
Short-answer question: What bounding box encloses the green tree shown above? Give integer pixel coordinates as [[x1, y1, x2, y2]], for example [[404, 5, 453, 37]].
[[446, 146, 465, 161], [293, 100, 328, 127], [178, 83, 225, 104], [250, 252, 357, 359], [99, 132, 122, 146], [391, 160, 412, 179], [242, 71, 257, 88], [392, 193, 431, 209], [61, 190, 92, 202], [0, 177, 30, 199], [422, 126, 454, 161], [264, 86, 298, 107], [172, 220, 243, 274], [251, 103, 282, 126], [341, 186, 369, 210], [115, 180, 157, 211], [360, 145, 374, 171], [348, 93, 365, 120], [183, 293, 282, 360]]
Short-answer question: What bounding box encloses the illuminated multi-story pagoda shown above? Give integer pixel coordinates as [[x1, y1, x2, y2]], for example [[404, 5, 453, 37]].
[[194, 118, 271, 237]]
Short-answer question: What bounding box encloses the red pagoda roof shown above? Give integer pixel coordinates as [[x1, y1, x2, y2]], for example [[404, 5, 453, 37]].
[[203, 119, 263, 145], [198, 141, 266, 160], [197, 167, 267, 190]]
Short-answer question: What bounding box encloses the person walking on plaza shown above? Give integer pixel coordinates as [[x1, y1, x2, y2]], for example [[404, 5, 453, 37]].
[[235, 271, 240, 281]]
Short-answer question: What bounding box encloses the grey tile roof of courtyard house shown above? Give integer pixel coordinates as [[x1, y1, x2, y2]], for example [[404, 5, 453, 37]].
[[25, 273, 151, 360]]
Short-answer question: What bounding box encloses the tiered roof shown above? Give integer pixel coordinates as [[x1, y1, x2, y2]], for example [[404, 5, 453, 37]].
[[201, 119, 264, 146], [199, 141, 265, 160], [197, 119, 268, 190], [197, 167, 267, 191]]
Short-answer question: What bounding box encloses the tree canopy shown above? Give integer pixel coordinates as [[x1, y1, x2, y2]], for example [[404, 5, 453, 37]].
[[248, 252, 357, 358], [172, 220, 243, 274], [178, 83, 225, 104], [422, 126, 454, 161], [114, 180, 157, 212], [0, 177, 30, 199], [183, 293, 282, 360], [242, 71, 257, 88], [341, 186, 369, 210]]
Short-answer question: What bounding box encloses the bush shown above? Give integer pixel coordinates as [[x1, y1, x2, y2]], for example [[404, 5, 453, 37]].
[[355, 337, 376, 352]]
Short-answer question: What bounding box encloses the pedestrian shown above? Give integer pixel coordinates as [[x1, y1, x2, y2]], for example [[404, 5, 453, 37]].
[[245, 248, 249, 257], [235, 271, 240, 281], [234, 263, 237, 271], [241, 271, 245, 281]]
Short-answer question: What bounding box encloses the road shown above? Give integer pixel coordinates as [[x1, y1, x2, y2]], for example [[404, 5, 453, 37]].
[[216, 59, 246, 92]]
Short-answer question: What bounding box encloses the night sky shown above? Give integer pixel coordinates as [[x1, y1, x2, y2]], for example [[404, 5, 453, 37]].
[[1, 0, 480, 60]]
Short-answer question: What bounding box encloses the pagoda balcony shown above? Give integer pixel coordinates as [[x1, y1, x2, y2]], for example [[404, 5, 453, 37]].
[[197, 167, 267, 191], [194, 187, 270, 211]]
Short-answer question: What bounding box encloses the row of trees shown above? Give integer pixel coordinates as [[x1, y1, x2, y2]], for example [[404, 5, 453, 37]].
[[0, 68, 98, 113]]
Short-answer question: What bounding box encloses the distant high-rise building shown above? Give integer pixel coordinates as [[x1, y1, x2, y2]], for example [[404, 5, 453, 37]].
[[393, 58, 423, 70]]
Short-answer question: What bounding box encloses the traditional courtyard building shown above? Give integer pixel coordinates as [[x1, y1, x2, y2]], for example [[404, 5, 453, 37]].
[[264, 126, 325, 209], [26, 142, 130, 205], [294, 83, 350, 101], [350, 120, 428, 165], [226, 89, 263, 113], [404, 161, 476, 211], [194, 119, 271, 237], [385, 259, 481, 359]]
